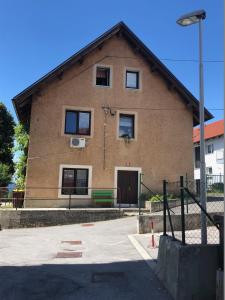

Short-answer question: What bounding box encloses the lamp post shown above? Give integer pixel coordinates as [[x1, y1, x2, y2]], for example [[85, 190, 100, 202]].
[[177, 10, 207, 244]]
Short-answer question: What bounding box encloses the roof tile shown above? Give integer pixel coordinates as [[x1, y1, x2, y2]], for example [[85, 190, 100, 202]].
[[193, 119, 224, 143]]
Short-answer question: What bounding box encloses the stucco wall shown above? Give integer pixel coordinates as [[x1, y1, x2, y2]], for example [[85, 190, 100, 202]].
[[25, 35, 194, 207]]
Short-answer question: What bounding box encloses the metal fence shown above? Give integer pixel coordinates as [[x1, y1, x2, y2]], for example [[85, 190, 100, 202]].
[[0, 187, 121, 209], [163, 176, 224, 246], [206, 174, 224, 195], [139, 181, 162, 215], [195, 174, 224, 196]]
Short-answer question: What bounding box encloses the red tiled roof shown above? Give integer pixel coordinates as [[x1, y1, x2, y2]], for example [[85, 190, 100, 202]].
[[193, 119, 224, 143]]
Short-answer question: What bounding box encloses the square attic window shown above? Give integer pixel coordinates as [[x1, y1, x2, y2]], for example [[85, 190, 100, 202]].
[[126, 71, 139, 89], [96, 67, 110, 86]]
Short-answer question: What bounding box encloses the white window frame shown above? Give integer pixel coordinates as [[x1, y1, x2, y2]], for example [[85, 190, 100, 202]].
[[117, 110, 138, 141], [216, 149, 224, 160], [94, 64, 112, 88], [58, 164, 92, 199]]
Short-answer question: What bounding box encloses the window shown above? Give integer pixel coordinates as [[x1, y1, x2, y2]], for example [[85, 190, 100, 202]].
[[62, 168, 88, 195], [216, 150, 224, 160], [196, 179, 200, 195], [195, 146, 200, 168], [207, 144, 214, 154], [65, 110, 91, 135], [206, 167, 212, 175], [119, 114, 135, 138], [96, 67, 110, 86], [126, 71, 139, 89]]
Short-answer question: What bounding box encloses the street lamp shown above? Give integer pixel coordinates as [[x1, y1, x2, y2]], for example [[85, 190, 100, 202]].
[[177, 10, 207, 244]]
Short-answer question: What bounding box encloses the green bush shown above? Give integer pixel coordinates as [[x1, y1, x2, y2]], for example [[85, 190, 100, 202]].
[[149, 193, 175, 202], [210, 182, 224, 193], [149, 194, 163, 202]]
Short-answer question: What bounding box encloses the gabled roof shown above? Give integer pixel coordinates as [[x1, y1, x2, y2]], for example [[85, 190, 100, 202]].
[[12, 21, 213, 126], [193, 119, 224, 143]]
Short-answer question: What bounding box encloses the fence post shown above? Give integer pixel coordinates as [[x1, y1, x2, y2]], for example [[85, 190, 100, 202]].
[[69, 194, 71, 210], [180, 176, 185, 245], [185, 173, 189, 214], [15, 196, 18, 211], [119, 188, 121, 210], [163, 180, 167, 236], [138, 173, 143, 216]]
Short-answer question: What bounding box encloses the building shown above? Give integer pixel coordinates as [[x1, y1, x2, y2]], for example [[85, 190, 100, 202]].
[[193, 119, 224, 191], [13, 22, 212, 207]]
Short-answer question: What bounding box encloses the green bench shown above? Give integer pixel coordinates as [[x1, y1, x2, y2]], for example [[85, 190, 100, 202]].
[[92, 190, 114, 207]]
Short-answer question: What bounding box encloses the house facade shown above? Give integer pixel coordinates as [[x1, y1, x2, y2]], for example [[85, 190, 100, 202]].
[[13, 22, 212, 207], [193, 120, 224, 190]]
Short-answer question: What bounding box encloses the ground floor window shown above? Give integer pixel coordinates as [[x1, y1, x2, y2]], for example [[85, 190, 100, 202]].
[[62, 168, 89, 195]]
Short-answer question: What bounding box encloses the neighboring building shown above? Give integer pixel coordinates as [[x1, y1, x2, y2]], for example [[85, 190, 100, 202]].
[[193, 119, 224, 190], [13, 22, 212, 207]]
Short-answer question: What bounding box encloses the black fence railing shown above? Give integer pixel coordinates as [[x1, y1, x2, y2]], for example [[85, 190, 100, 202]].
[[163, 176, 223, 247], [195, 174, 224, 196], [0, 187, 121, 210], [206, 174, 224, 194], [139, 181, 175, 216]]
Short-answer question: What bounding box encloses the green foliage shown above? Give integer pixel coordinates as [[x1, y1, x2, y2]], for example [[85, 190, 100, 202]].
[[0, 163, 12, 186], [14, 123, 29, 189], [0, 103, 15, 186], [149, 194, 163, 202], [149, 194, 175, 202], [14, 124, 29, 152]]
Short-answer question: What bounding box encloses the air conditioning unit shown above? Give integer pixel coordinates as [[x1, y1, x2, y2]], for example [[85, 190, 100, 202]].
[[70, 137, 86, 148]]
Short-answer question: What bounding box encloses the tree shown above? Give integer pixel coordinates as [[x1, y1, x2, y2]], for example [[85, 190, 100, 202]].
[[14, 123, 29, 189], [0, 163, 12, 186], [0, 102, 15, 186]]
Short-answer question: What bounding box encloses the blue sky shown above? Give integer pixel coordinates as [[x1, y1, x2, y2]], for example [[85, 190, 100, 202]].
[[0, 0, 223, 123]]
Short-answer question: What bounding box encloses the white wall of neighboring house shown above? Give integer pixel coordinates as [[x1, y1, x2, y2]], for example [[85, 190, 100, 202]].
[[194, 135, 224, 180]]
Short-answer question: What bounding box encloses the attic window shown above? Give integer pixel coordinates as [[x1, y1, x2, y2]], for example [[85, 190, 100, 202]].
[[96, 67, 110, 86], [126, 71, 139, 89]]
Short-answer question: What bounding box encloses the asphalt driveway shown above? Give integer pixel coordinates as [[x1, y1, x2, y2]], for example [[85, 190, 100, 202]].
[[0, 216, 171, 300]]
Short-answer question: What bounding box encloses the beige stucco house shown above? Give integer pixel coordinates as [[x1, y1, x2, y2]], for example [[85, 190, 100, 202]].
[[13, 22, 212, 208]]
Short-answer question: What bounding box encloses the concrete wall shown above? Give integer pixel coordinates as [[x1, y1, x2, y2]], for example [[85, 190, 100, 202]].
[[25, 34, 194, 207], [156, 236, 220, 300], [144, 196, 223, 213], [0, 209, 124, 229], [145, 199, 188, 213], [137, 212, 224, 234]]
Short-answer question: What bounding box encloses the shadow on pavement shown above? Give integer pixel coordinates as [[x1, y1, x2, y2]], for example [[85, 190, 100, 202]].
[[0, 260, 172, 300]]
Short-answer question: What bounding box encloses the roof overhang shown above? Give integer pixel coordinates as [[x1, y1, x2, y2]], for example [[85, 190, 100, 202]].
[[12, 21, 213, 126]]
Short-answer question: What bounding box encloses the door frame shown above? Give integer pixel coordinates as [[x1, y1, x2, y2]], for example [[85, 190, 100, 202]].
[[114, 167, 142, 206]]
